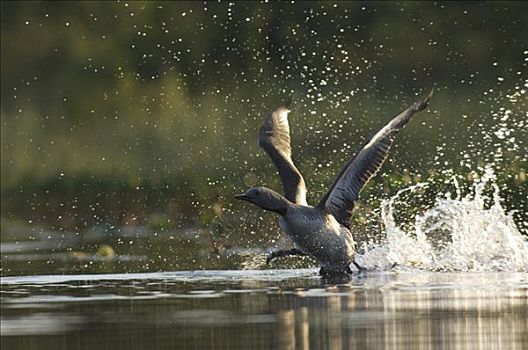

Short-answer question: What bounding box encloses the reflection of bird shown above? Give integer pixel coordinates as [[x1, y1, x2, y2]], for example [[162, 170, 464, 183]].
[[236, 90, 433, 276]]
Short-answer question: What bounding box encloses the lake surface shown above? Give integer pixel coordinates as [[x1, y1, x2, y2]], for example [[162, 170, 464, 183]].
[[1, 176, 528, 350], [1, 269, 527, 350]]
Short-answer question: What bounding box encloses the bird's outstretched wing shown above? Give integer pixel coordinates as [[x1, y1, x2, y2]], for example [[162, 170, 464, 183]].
[[259, 102, 307, 205], [317, 89, 433, 228]]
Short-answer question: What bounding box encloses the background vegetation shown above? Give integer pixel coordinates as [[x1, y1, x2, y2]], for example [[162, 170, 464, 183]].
[[1, 1, 527, 255]]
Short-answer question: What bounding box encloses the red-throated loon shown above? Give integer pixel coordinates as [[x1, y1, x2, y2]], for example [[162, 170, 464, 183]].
[[235, 90, 433, 276]]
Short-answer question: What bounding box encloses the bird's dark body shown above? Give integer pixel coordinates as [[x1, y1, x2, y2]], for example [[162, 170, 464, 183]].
[[236, 90, 433, 276]]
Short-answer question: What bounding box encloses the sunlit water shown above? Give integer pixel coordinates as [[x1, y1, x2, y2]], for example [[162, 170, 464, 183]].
[[1, 270, 527, 350], [2, 145, 527, 349], [358, 168, 528, 272], [2, 170, 528, 349]]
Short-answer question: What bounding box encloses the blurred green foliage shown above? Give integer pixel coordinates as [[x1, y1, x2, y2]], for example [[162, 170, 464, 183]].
[[1, 1, 526, 238]]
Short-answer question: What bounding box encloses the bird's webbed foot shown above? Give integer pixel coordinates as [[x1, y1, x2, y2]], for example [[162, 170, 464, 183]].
[[266, 248, 307, 265], [319, 260, 366, 277], [351, 260, 367, 272]]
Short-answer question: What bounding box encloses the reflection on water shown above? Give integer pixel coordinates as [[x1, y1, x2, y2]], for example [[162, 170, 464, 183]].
[[1, 270, 527, 349]]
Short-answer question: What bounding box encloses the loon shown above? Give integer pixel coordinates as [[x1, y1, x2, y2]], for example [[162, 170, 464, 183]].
[[235, 90, 433, 276]]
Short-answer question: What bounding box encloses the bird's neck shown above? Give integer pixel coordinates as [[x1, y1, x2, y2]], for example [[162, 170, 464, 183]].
[[263, 192, 292, 216]]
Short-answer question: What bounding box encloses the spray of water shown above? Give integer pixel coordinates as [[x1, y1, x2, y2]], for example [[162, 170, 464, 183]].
[[356, 73, 528, 273], [358, 167, 528, 272]]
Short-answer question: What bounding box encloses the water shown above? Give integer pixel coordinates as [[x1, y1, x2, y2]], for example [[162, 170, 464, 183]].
[[2, 155, 527, 348], [357, 168, 528, 272], [2, 171, 528, 349], [1, 270, 527, 350]]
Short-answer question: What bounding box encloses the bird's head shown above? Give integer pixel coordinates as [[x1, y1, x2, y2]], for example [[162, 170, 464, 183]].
[[235, 187, 289, 215]]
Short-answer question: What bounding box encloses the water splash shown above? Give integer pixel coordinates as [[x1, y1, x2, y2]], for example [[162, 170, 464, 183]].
[[358, 167, 528, 272]]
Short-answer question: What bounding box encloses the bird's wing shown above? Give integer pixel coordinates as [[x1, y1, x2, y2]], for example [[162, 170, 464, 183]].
[[317, 89, 433, 228], [259, 102, 307, 205]]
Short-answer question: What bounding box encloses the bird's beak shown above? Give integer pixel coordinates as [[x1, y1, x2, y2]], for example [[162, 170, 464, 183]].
[[234, 193, 250, 201]]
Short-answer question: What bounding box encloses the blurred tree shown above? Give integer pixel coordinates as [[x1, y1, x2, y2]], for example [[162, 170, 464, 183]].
[[1, 1, 526, 234]]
